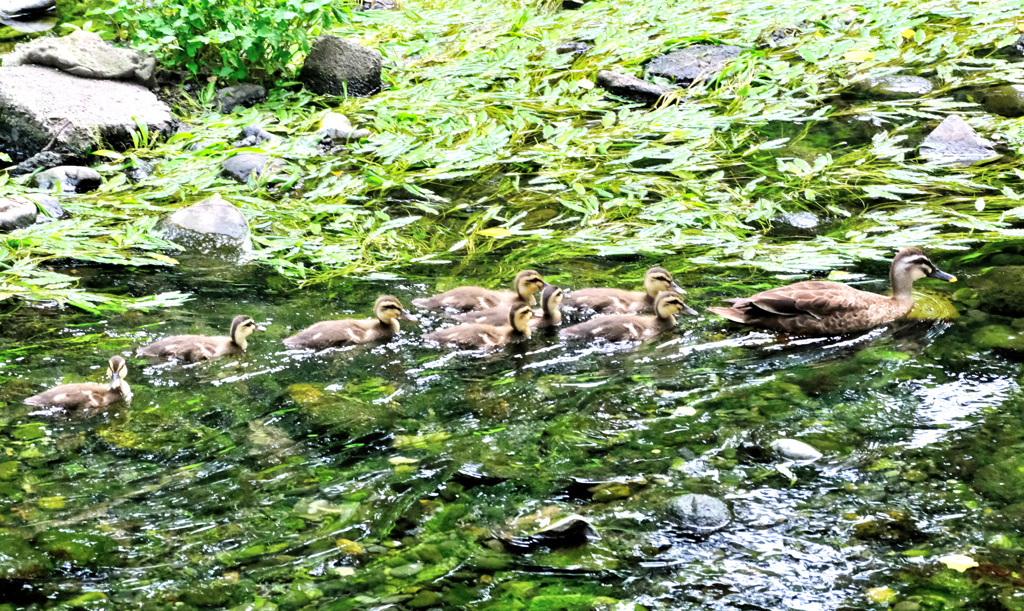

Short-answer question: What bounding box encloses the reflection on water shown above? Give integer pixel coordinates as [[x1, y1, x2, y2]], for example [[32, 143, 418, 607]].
[[0, 261, 1018, 609]]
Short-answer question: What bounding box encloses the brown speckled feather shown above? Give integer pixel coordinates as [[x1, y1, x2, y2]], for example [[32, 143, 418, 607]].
[[709, 281, 910, 335], [24, 383, 126, 410], [559, 312, 675, 342], [452, 298, 530, 324], [413, 287, 518, 312], [137, 335, 242, 361], [284, 319, 397, 350], [425, 323, 527, 349], [563, 289, 652, 314]]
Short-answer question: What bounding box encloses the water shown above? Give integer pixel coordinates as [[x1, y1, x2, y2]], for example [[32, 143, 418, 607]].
[[2, 257, 1018, 610]]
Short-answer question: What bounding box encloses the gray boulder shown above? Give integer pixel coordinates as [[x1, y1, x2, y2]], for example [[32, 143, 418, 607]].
[[318, 113, 370, 142], [919, 115, 998, 166], [299, 36, 382, 97], [232, 125, 274, 148], [33, 166, 101, 193], [646, 45, 742, 87], [213, 83, 267, 113], [162, 196, 251, 253], [0, 66, 173, 161], [0, 15, 56, 33], [596, 70, 674, 104], [0, 0, 53, 19], [3, 30, 156, 88], [667, 494, 731, 533], [0, 193, 62, 231], [852, 75, 933, 100], [221, 153, 283, 183], [983, 85, 1024, 118]]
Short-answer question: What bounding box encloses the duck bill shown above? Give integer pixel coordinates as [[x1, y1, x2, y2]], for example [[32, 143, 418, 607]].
[[928, 269, 957, 282], [669, 281, 686, 294], [681, 303, 698, 316], [400, 311, 418, 322], [109, 371, 121, 391]]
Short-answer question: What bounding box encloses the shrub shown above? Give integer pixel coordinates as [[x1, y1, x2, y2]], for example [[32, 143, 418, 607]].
[[95, 0, 349, 81]]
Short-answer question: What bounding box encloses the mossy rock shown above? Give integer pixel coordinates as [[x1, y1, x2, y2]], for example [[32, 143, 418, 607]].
[[969, 267, 1024, 316], [36, 528, 121, 568], [0, 532, 52, 580], [975, 456, 1024, 502], [971, 325, 1024, 352], [906, 291, 959, 321]]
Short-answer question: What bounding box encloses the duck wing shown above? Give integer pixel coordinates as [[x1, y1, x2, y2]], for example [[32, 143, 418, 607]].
[[725, 281, 870, 319]]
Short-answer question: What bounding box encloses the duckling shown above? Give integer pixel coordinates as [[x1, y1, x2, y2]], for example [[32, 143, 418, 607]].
[[452, 284, 565, 328], [564, 267, 684, 314], [284, 296, 416, 350], [25, 356, 131, 410], [559, 291, 696, 342], [412, 270, 548, 312], [425, 304, 534, 349], [137, 315, 258, 361], [708, 248, 957, 336]]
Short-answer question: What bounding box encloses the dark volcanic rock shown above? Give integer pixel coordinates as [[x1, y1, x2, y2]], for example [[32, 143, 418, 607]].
[[162, 195, 251, 254], [646, 45, 743, 87], [33, 166, 101, 193], [852, 75, 933, 100], [556, 41, 590, 56], [596, 70, 674, 104], [2, 30, 156, 88], [221, 153, 282, 183], [983, 84, 1024, 118], [9, 150, 62, 176], [667, 494, 731, 533], [213, 84, 267, 113], [919, 115, 998, 166], [299, 36, 382, 97], [0, 65, 173, 161]]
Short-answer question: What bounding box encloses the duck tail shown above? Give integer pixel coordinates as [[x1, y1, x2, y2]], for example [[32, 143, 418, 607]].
[[708, 306, 750, 324], [411, 298, 431, 308]]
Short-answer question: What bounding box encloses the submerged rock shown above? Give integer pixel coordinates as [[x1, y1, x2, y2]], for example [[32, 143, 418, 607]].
[[969, 266, 1024, 316], [0, 532, 52, 580], [918, 115, 998, 166], [852, 75, 933, 100], [771, 439, 823, 462], [33, 166, 101, 193], [971, 325, 1024, 352], [318, 113, 370, 142], [2, 30, 156, 88], [499, 514, 599, 552], [221, 153, 282, 182], [212, 83, 266, 113], [9, 150, 62, 175], [0, 193, 62, 231], [646, 45, 742, 87], [0, 65, 173, 161], [0, 0, 53, 20], [667, 493, 731, 533], [162, 195, 251, 254], [596, 70, 674, 104], [982, 84, 1024, 118], [299, 36, 382, 97]]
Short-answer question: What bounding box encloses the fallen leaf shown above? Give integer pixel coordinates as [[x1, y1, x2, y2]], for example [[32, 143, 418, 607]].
[[844, 49, 875, 62], [900, 29, 915, 40], [938, 554, 979, 572], [478, 227, 511, 238]]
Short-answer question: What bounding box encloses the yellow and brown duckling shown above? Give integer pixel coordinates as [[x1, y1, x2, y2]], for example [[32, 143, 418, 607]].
[[708, 247, 956, 336], [564, 266, 685, 315], [25, 356, 131, 411], [412, 270, 548, 312], [559, 291, 696, 342], [453, 284, 564, 328], [284, 296, 416, 350], [137, 315, 258, 362], [425, 304, 534, 350]]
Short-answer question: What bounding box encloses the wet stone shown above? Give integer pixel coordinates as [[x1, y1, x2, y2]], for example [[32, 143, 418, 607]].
[[221, 153, 282, 182], [982, 84, 1024, 118], [233, 125, 274, 148], [771, 439, 822, 462], [852, 75, 934, 100], [32, 165, 101, 193], [125, 159, 154, 183], [596, 70, 674, 104], [996, 34, 1024, 58], [213, 83, 266, 113], [555, 41, 590, 56], [358, 0, 397, 9], [0, 195, 38, 231], [9, 149, 61, 175], [0, 532, 53, 580], [919, 115, 998, 166], [161, 195, 251, 254], [298, 35, 382, 97], [318, 112, 370, 143], [646, 44, 742, 87], [667, 493, 731, 533], [969, 266, 1024, 316], [499, 514, 598, 552]]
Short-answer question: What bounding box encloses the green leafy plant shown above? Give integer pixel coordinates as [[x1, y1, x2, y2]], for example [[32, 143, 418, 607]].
[[95, 0, 349, 81]]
